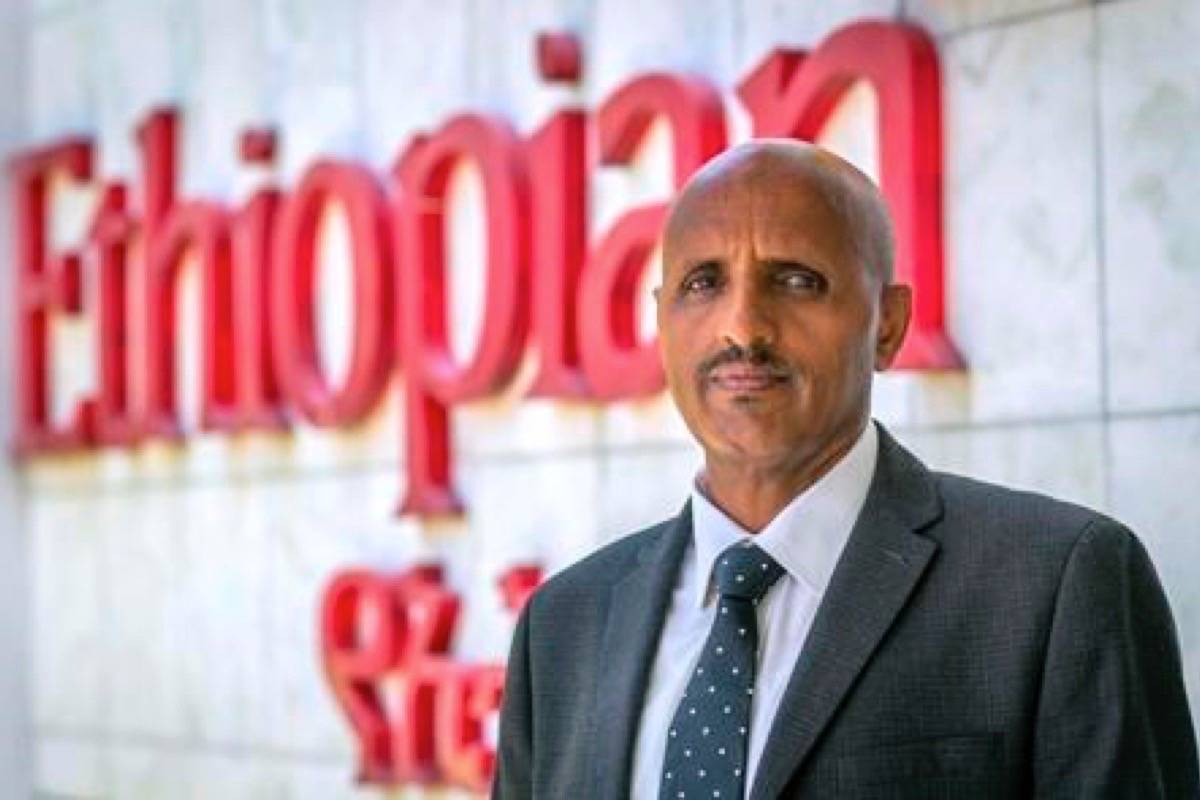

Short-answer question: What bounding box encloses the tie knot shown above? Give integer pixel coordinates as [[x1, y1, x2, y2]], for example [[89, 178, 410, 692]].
[[713, 543, 785, 601]]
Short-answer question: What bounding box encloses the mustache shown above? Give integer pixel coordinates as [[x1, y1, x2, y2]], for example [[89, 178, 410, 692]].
[[696, 341, 793, 380]]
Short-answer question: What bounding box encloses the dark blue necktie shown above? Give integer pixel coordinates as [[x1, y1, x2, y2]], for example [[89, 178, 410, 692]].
[[659, 542, 786, 800]]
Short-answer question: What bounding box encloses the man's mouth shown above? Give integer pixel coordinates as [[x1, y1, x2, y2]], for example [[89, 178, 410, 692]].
[[707, 364, 791, 393]]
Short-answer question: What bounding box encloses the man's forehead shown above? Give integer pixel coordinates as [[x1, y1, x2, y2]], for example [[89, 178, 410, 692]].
[[661, 140, 892, 281], [664, 156, 852, 253], [674, 155, 826, 210], [668, 173, 832, 229]]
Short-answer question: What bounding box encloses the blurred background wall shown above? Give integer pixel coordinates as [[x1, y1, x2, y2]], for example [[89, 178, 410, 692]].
[[2, 0, 32, 796], [2, 0, 1198, 797]]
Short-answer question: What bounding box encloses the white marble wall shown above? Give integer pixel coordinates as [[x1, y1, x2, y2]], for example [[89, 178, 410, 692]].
[[9, 0, 1200, 797], [0, 1, 32, 798]]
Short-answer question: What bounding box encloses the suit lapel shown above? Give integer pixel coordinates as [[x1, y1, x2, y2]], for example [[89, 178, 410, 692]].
[[591, 504, 692, 800], [749, 425, 944, 800]]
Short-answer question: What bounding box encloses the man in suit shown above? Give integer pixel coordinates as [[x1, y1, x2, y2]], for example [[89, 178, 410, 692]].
[[494, 140, 1199, 798]]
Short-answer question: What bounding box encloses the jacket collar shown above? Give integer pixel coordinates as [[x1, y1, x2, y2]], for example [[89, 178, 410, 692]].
[[748, 422, 944, 799]]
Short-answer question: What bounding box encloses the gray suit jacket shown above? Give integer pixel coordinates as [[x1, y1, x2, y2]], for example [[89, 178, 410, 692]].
[[494, 423, 1199, 798]]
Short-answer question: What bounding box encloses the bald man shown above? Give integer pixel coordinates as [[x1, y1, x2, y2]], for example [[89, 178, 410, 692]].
[[494, 141, 1198, 799]]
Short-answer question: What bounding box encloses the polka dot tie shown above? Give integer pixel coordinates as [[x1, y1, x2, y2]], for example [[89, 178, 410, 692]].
[[659, 542, 785, 800]]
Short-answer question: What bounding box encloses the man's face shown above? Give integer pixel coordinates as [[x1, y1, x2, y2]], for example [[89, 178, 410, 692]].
[[657, 162, 906, 473]]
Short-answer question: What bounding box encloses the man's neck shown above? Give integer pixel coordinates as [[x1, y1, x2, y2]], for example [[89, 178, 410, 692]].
[[699, 420, 869, 533]]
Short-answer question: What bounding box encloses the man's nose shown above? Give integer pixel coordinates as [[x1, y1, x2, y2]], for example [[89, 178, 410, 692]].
[[718, 279, 777, 349]]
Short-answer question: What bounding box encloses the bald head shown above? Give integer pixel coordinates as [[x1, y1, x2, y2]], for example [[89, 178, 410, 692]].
[[664, 139, 895, 285]]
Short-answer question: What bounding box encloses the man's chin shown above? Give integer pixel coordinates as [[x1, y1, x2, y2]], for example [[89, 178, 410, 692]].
[[704, 390, 797, 418], [702, 433, 799, 468]]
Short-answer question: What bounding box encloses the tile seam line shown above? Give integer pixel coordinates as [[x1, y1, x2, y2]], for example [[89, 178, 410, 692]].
[[1089, 3, 1115, 512], [935, 1, 1094, 43], [32, 727, 349, 765]]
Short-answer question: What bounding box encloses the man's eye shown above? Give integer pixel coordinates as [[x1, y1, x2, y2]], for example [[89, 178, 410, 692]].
[[681, 270, 720, 293], [778, 270, 824, 291]]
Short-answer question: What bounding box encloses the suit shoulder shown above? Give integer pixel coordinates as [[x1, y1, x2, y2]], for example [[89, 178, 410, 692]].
[[929, 470, 1127, 549], [919, 471, 1154, 617]]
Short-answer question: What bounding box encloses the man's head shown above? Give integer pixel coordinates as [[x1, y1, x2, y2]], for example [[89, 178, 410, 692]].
[[656, 139, 911, 477]]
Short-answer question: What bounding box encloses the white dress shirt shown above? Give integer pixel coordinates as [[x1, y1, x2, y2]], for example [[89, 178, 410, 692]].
[[630, 421, 879, 798]]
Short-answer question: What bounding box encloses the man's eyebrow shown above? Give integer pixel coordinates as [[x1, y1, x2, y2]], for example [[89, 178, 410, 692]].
[[760, 257, 825, 272], [676, 257, 724, 274]]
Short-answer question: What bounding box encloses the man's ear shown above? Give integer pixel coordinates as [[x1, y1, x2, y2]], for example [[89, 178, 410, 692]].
[[875, 283, 912, 371]]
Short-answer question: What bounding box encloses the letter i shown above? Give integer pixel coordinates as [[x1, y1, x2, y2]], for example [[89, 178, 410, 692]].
[[526, 32, 590, 398], [229, 127, 289, 431]]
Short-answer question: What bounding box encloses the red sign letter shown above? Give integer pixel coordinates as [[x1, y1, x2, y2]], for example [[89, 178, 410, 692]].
[[8, 138, 94, 453], [228, 128, 289, 431], [271, 160, 395, 427], [394, 115, 532, 515], [525, 108, 589, 398]]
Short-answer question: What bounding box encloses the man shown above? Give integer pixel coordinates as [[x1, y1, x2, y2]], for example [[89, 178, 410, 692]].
[[494, 140, 1199, 798]]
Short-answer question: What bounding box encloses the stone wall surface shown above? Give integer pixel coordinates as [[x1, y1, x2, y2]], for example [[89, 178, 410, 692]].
[[1, 0, 32, 797], [4, 0, 1198, 796]]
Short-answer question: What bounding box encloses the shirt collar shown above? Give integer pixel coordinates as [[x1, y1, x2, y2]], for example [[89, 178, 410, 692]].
[[688, 420, 879, 608]]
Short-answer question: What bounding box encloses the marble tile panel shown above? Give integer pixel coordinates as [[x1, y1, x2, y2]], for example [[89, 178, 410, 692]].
[[359, 0, 475, 165], [34, 735, 109, 800], [264, 471, 417, 757], [178, 0, 271, 198], [893, 419, 1107, 510], [31, 0, 79, 17], [454, 390, 605, 461], [931, 8, 1103, 424], [103, 490, 189, 738], [107, 744, 190, 800], [30, 496, 106, 731], [469, 0, 594, 132], [586, 0, 739, 102], [1098, 0, 1200, 413], [92, 0, 188, 178], [26, 6, 96, 141], [182, 752, 282, 800], [1108, 413, 1200, 718], [172, 484, 272, 747], [904, 0, 1086, 38], [263, 0, 365, 175], [597, 444, 703, 544]]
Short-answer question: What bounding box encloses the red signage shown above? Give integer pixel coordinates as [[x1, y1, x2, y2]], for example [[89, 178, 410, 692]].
[[319, 563, 542, 791], [8, 19, 958, 522]]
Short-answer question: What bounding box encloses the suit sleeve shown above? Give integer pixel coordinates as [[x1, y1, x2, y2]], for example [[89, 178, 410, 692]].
[[1033, 518, 1199, 798], [492, 597, 535, 799]]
